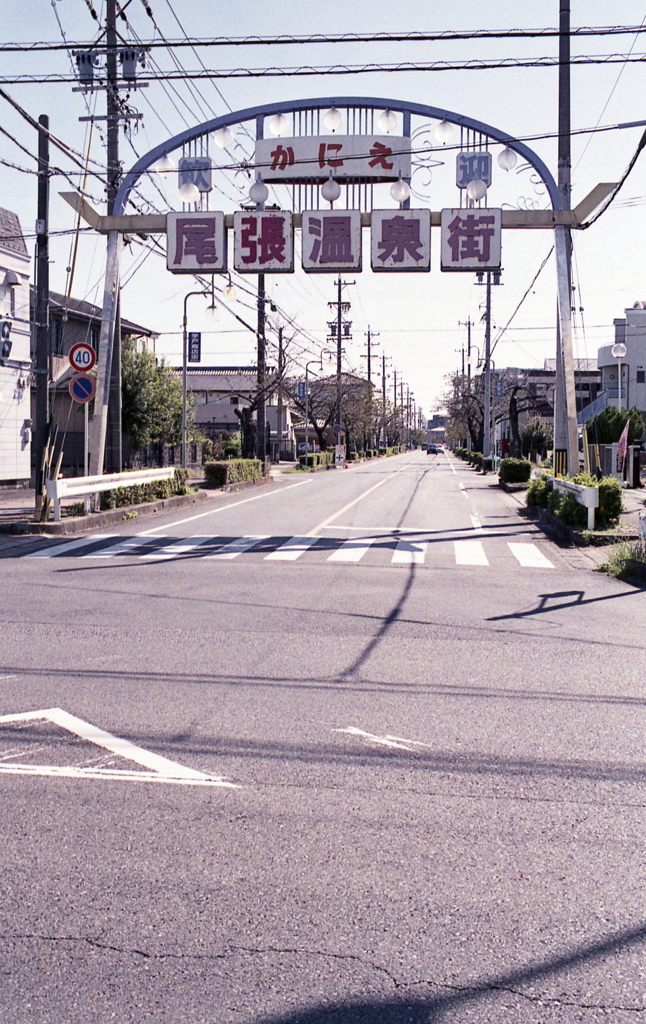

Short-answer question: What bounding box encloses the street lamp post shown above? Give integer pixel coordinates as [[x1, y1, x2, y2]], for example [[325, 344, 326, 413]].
[[182, 289, 209, 469], [304, 351, 334, 460], [612, 342, 627, 412]]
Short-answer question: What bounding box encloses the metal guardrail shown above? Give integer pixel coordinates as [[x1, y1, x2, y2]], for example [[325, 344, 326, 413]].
[[46, 467, 176, 522]]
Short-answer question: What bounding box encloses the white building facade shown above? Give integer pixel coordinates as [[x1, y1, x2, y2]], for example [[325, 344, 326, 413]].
[[595, 303, 646, 417], [0, 209, 31, 485]]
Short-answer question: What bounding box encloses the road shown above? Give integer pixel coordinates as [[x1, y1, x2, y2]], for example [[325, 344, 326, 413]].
[[0, 449, 644, 1024]]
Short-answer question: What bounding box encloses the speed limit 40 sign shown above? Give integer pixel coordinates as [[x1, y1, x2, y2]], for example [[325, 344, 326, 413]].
[[68, 342, 96, 373]]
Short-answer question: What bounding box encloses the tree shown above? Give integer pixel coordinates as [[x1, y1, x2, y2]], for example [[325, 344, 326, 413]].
[[121, 338, 188, 448], [586, 405, 644, 445], [521, 415, 553, 458]]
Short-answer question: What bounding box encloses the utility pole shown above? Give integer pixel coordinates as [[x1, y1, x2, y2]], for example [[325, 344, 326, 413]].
[[276, 325, 284, 460], [458, 318, 472, 376], [554, 0, 579, 474], [34, 114, 50, 509], [381, 352, 389, 447], [105, 0, 121, 473], [483, 273, 492, 459], [327, 277, 354, 449], [364, 326, 380, 385]]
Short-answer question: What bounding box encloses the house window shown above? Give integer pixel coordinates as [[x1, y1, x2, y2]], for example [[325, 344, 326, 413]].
[[90, 325, 99, 350], [230, 396, 239, 405], [52, 319, 64, 355], [0, 284, 14, 316], [637, 370, 645, 384]]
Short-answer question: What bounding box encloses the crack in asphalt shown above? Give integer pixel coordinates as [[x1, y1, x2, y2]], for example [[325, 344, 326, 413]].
[[2, 933, 644, 1013]]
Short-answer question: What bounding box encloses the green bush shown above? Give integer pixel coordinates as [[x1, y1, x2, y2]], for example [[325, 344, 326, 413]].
[[100, 468, 188, 510], [498, 458, 532, 484], [597, 477, 623, 526], [555, 492, 587, 527], [203, 459, 263, 488], [526, 475, 551, 507]]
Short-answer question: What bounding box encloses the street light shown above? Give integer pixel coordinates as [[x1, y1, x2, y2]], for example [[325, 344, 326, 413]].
[[304, 351, 334, 461], [182, 290, 209, 470], [612, 341, 627, 411]]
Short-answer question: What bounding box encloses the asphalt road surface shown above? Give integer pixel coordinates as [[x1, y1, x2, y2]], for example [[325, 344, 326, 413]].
[[0, 450, 644, 1024]]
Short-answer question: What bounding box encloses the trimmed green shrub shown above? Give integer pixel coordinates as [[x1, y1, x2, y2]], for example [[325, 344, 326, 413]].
[[526, 475, 551, 507], [597, 476, 623, 526], [498, 458, 532, 484], [203, 459, 263, 488], [555, 492, 587, 527], [100, 468, 188, 510]]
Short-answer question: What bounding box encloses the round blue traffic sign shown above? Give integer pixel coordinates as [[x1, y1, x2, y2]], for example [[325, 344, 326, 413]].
[[69, 372, 96, 404]]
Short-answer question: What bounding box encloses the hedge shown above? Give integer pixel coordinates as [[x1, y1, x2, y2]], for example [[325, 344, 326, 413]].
[[100, 468, 188, 510], [298, 451, 335, 468], [498, 458, 532, 484], [203, 459, 263, 488], [526, 472, 623, 528]]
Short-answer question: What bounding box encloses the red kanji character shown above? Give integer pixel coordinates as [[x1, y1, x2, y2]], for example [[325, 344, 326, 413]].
[[368, 141, 394, 170], [308, 217, 322, 262], [174, 217, 217, 265], [258, 216, 286, 264], [240, 215, 258, 264], [319, 217, 352, 263], [270, 145, 295, 172], [447, 214, 495, 262], [377, 216, 423, 263], [318, 142, 344, 169]]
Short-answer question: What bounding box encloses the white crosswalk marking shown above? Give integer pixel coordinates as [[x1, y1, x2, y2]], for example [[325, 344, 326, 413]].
[[264, 536, 320, 561], [206, 535, 269, 560], [26, 534, 118, 558], [81, 536, 152, 558], [327, 537, 376, 563], [391, 539, 428, 564], [454, 539, 489, 566], [141, 536, 215, 560], [508, 542, 554, 568]]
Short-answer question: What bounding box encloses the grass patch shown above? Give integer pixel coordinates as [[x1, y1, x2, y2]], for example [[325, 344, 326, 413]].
[[597, 540, 646, 579]]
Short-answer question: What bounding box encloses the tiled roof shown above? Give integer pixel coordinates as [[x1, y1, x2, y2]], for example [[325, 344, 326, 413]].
[[0, 208, 27, 256]]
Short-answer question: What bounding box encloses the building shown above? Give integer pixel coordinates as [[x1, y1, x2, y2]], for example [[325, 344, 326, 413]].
[[30, 290, 157, 475], [582, 303, 646, 421], [0, 209, 31, 486]]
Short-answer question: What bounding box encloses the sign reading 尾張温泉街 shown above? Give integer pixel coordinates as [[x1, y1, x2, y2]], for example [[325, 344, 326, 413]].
[[255, 135, 410, 184], [370, 210, 431, 272], [301, 210, 362, 273], [440, 209, 501, 271], [166, 211, 227, 273]]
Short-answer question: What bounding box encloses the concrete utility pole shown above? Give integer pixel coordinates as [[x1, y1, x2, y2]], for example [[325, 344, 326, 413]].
[[276, 325, 284, 460], [34, 114, 50, 505], [327, 277, 354, 447], [554, 0, 580, 474], [256, 272, 267, 463], [364, 326, 380, 385], [105, 0, 122, 473], [483, 273, 492, 459]]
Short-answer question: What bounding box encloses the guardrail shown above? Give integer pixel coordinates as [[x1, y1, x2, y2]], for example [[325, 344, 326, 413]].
[[550, 476, 598, 530], [46, 467, 176, 522]]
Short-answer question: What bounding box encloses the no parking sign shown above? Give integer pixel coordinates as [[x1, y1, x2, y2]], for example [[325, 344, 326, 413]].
[[69, 373, 96, 404]]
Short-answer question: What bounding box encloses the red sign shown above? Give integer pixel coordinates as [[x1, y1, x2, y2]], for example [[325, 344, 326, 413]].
[[68, 342, 96, 372]]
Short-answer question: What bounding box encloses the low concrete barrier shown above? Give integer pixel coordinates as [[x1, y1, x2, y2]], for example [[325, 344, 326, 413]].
[[550, 476, 598, 530]]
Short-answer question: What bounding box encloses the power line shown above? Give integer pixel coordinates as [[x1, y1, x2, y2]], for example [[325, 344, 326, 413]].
[[5, 51, 646, 83], [6, 24, 646, 52]]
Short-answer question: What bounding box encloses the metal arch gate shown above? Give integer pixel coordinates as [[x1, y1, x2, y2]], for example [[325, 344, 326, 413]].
[[88, 96, 579, 476]]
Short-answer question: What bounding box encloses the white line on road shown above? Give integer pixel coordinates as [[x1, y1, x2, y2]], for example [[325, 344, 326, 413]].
[[391, 539, 428, 564], [136, 478, 313, 536], [306, 464, 409, 536], [470, 514, 483, 532], [140, 536, 216, 559], [0, 708, 237, 787], [327, 537, 377, 562], [454, 539, 489, 566], [264, 535, 320, 561], [206, 535, 269, 559], [508, 542, 555, 568], [26, 534, 118, 558], [334, 727, 416, 750], [81, 536, 152, 558]]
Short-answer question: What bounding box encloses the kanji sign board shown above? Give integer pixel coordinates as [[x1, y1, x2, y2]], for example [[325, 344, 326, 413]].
[[188, 332, 201, 363], [167, 211, 227, 273], [256, 135, 410, 184], [233, 211, 294, 273], [440, 208, 501, 271], [301, 210, 362, 272], [370, 209, 431, 272]]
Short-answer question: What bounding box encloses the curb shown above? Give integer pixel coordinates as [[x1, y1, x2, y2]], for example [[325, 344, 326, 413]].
[[0, 477, 271, 536]]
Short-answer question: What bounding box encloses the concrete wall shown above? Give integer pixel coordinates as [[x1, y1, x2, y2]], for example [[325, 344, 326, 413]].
[[598, 305, 646, 413], [0, 245, 31, 484]]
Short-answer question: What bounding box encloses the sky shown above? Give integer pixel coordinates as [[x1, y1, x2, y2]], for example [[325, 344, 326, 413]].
[[2, 1, 646, 420]]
